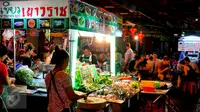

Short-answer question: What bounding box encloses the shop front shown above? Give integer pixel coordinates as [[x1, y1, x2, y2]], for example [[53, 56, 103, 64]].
[[0, 0, 69, 111], [178, 35, 200, 62], [68, 0, 121, 87], [0, 0, 141, 112], [0, 0, 70, 71]]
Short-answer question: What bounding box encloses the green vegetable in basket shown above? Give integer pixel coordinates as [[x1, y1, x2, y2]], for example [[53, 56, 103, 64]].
[[94, 76, 113, 85], [131, 82, 140, 89]]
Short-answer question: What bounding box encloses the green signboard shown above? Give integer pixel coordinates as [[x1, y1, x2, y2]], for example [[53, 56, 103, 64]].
[[70, 0, 119, 35]]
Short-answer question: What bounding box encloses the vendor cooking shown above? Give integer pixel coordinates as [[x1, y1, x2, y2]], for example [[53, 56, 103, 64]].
[[79, 46, 97, 66]]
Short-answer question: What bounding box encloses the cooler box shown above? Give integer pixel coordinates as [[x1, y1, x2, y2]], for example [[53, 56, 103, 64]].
[[141, 80, 156, 92]]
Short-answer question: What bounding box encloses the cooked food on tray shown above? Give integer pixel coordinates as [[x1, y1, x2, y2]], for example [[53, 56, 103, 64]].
[[85, 6, 91, 15]]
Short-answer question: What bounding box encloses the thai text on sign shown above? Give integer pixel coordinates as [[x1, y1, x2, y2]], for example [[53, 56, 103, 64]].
[[0, 0, 69, 18]]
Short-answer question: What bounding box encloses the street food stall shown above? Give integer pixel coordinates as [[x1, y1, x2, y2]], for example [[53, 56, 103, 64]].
[[0, 0, 69, 111], [178, 35, 200, 62], [68, 1, 141, 112], [0, 0, 141, 112], [68, 0, 120, 87], [0, 0, 70, 70]]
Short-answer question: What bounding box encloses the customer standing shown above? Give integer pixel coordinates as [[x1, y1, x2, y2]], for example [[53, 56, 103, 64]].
[[123, 43, 134, 72], [45, 46, 86, 112], [152, 52, 161, 79], [0, 44, 15, 111]]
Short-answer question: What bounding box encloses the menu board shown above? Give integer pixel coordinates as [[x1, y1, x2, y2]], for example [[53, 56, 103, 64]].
[[70, 0, 119, 35], [79, 65, 98, 84], [0, 0, 69, 29], [178, 42, 200, 51]]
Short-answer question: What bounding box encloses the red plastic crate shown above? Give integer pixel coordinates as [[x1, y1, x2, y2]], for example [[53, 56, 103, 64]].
[[142, 86, 156, 92]]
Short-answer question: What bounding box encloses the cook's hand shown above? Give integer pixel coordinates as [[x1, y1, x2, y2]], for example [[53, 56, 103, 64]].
[[82, 63, 89, 66], [81, 94, 87, 99]]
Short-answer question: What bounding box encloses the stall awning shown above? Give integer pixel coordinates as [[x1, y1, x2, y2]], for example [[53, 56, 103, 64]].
[[178, 35, 200, 42]]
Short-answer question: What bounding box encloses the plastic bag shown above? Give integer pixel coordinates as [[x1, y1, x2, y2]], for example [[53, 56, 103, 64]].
[[2, 30, 14, 40]]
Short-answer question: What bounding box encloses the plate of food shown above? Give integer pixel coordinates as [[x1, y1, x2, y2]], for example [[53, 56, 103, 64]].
[[71, 1, 78, 12], [71, 15, 78, 26], [78, 16, 85, 27], [85, 6, 91, 15]]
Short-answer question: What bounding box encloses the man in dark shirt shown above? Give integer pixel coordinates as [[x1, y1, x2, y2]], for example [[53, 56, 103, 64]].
[[79, 46, 97, 65]]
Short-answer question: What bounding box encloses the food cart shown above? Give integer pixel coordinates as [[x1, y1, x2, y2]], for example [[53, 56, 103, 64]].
[[178, 35, 200, 62], [0, 0, 140, 112], [68, 0, 122, 87]]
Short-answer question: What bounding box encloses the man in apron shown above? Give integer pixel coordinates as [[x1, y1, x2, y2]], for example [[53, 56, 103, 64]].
[[79, 46, 97, 66]]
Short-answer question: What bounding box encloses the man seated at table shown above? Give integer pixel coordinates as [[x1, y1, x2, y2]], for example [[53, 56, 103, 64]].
[[79, 46, 97, 66], [15, 65, 45, 88]]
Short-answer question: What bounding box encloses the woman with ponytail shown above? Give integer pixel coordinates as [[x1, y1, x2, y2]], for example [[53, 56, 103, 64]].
[[45, 46, 86, 112]]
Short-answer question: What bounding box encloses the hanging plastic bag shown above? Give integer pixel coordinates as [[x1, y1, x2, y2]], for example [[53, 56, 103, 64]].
[[2, 30, 14, 40]]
